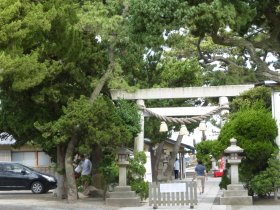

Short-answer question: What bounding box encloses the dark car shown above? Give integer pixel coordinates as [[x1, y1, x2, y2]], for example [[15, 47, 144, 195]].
[[0, 162, 57, 194]]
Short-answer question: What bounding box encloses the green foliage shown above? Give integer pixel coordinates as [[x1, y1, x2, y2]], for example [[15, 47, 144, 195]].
[[144, 117, 170, 144], [98, 154, 119, 185], [115, 99, 141, 138], [220, 109, 278, 144], [186, 0, 256, 36], [204, 68, 257, 86], [157, 57, 203, 87], [218, 107, 278, 191], [129, 0, 189, 48], [195, 140, 223, 171], [76, 175, 92, 192], [35, 96, 134, 152], [230, 86, 272, 113], [130, 179, 149, 201], [0, 0, 105, 149], [250, 154, 280, 197], [219, 169, 230, 190], [128, 151, 149, 200]]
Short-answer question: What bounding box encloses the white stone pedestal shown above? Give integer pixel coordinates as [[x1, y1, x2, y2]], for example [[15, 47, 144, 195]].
[[220, 184, 252, 205], [106, 186, 141, 207]]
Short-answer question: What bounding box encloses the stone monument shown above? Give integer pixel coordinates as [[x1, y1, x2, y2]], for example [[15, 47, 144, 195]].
[[106, 147, 140, 207], [220, 138, 252, 205]]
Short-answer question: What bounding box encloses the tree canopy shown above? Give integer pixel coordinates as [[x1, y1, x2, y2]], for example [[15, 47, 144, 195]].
[[0, 0, 142, 199], [129, 0, 280, 83]]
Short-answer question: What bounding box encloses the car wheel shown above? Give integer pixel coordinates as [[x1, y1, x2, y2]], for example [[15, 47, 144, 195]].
[[31, 181, 44, 194]]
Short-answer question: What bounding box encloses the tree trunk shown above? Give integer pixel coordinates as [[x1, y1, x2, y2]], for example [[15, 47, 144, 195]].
[[55, 144, 67, 199], [91, 144, 103, 169], [89, 45, 114, 103], [63, 43, 116, 200], [65, 132, 80, 201], [163, 135, 183, 181], [274, 185, 278, 200], [151, 141, 165, 182], [150, 146, 156, 182]]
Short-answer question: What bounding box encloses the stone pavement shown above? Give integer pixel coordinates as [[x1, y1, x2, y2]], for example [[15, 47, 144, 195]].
[[1, 177, 280, 210], [119, 176, 226, 210], [119, 177, 280, 210]]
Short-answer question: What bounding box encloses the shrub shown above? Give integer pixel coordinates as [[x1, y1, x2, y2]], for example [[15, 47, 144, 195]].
[[218, 107, 278, 194], [250, 154, 280, 198], [128, 151, 149, 201]]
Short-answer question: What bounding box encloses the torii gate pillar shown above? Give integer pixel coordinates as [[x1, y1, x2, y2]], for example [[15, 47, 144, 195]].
[[134, 99, 145, 152]]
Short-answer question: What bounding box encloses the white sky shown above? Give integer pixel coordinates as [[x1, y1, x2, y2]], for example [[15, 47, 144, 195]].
[[170, 121, 220, 148]]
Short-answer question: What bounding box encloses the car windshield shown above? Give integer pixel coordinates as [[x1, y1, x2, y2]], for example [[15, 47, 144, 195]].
[[16, 163, 36, 172]]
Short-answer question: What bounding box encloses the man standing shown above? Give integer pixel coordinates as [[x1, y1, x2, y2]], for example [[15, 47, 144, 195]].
[[75, 154, 92, 195], [174, 158, 180, 179], [193, 160, 207, 194]]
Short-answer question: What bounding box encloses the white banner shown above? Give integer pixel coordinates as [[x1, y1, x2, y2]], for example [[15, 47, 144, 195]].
[[160, 183, 186, 193]]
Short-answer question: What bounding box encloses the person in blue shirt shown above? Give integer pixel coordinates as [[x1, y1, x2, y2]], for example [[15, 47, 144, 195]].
[[193, 160, 207, 194]]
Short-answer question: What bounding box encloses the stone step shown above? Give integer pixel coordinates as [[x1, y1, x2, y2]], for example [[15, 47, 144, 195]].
[[227, 184, 244, 191], [220, 196, 252, 205], [108, 191, 136, 198], [106, 197, 141, 207], [114, 186, 131, 191], [223, 190, 248, 197]]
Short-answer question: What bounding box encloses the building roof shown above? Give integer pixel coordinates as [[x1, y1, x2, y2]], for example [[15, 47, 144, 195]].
[[0, 132, 16, 145], [144, 138, 195, 153]]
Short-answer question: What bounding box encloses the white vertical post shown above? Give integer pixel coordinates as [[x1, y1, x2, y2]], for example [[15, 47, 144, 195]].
[[134, 99, 145, 152], [219, 96, 229, 127], [272, 91, 280, 148]]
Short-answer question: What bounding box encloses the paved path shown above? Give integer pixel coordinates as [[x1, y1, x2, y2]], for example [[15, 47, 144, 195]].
[[0, 191, 117, 210]]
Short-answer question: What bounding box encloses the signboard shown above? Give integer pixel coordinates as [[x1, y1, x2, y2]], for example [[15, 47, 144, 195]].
[[160, 183, 186, 193]]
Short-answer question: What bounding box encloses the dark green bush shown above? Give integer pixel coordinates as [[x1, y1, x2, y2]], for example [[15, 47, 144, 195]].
[[218, 107, 278, 194], [128, 151, 149, 201]]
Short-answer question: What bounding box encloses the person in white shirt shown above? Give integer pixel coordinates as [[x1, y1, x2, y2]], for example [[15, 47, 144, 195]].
[[75, 154, 92, 195], [174, 158, 180, 179]]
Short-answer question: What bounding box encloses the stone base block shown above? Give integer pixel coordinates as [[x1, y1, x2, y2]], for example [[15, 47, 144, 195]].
[[114, 186, 131, 191], [108, 190, 136, 198], [220, 184, 252, 205], [106, 185, 140, 207], [227, 184, 244, 191], [223, 190, 248, 197], [220, 196, 252, 205], [106, 197, 141, 207]]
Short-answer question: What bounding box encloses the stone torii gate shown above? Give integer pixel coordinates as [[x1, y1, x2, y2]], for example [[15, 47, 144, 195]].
[[110, 85, 255, 152]]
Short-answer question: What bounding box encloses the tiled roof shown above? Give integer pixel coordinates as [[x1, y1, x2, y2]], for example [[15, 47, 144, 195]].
[[0, 132, 16, 145]]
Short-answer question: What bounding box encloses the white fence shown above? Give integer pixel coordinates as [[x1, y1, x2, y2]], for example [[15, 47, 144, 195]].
[[149, 181, 198, 209]]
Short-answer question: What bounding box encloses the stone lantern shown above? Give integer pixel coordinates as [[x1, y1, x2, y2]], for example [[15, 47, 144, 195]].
[[106, 147, 140, 207], [224, 138, 243, 184], [220, 138, 252, 205], [117, 147, 132, 186]]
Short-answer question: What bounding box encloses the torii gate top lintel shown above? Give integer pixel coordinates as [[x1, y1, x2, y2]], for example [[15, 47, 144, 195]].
[[110, 85, 254, 100]]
